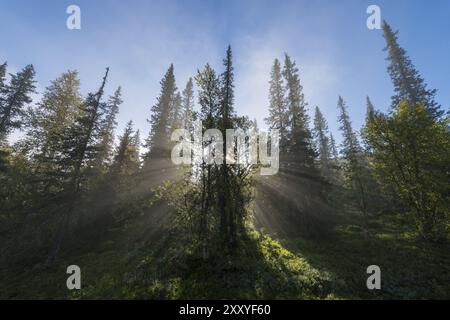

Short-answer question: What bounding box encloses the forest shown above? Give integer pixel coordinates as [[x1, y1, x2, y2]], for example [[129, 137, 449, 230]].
[[0, 21, 449, 299]]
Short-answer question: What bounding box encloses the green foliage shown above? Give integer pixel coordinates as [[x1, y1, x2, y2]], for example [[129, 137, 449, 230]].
[[3, 207, 448, 300], [92, 230, 336, 300], [363, 100, 450, 240], [24, 70, 84, 195], [0, 63, 36, 137]]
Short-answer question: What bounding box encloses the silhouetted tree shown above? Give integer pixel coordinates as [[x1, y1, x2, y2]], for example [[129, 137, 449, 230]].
[[143, 64, 177, 163]]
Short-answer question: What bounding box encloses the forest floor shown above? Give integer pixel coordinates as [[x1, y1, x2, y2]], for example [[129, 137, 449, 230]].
[[1, 200, 449, 299]]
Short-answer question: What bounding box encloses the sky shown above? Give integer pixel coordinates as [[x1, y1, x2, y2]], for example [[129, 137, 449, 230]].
[[1, 0, 449, 146]]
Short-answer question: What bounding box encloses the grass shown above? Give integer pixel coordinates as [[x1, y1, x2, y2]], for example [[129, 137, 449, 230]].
[[1, 208, 449, 299], [282, 212, 450, 299]]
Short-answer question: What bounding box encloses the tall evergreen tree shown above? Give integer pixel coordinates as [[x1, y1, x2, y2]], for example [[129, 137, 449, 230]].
[[181, 77, 195, 130], [26, 71, 83, 192], [265, 58, 288, 151], [383, 21, 442, 119], [112, 121, 140, 175], [195, 63, 221, 257], [220, 46, 236, 130], [330, 133, 339, 161], [219, 46, 237, 246], [170, 92, 182, 131], [0, 64, 36, 137], [144, 64, 177, 162], [337, 96, 369, 218], [196, 64, 220, 127], [366, 96, 375, 120], [63, 68, 110, 193], [132, 129, 141, 168], [46, 69, 110, 263], [328, 132, 342, 185], [93, 86, 122, 173], [313, 106, 332, 178], [282, 54, 315, 167]]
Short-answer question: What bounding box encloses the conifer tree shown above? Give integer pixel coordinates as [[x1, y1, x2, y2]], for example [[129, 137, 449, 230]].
[[328, 131, 342, 186], [337, 96, 368, 217], [196, 64, 220, 127], [112, 121, 139, 175], [219, 46, 237, 246], [63, 68, 110, 192], [106, 122, 140, 222], [282, 54, 315, 167], [383, 21, 442, 118], [170, 92, 182, 131], [313, 106, 332, 178], [26, 71, 83, 192], [144, 64, 177, 162], [330, 133, 339, 161], [366, 96, 375, 120], [93, 86, 122, 173], [195, 63, 221, 257], [265, 58, 288, 151], [0, 64, 36, 137], [132, 129, 141, 168], [0, 62, 7, 97], [47, 68, 110, 263], [181, 77, 195, 131]]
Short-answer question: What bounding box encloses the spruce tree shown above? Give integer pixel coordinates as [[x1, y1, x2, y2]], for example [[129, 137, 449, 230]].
[[0, 62, 7, 95], [181, 77, 195, 131], [47, 68, 110, 262], [366, 96, 375, 120], [328, 132, 342, 185], [383, 21, 442, 119], [63, 68, 110, 192], [196, 64, 220, 128], [313, 106, 332, 178], [337, 96, 368, 217], [220, 46, 236, 130], [170, 92, 182, 131], [330, 133, 339, 161], [93, 86, 122, 173], [26, 71, 83, 192], [265, 58, 288, 151], [132, 129, 141, 168], [219, 46, 236, 246], [112, 121, 139, 175], [282, 54, 315, 167], [195, 63, 221, 257], [143, 64, 177, 162], [0, 64, 36, 137]]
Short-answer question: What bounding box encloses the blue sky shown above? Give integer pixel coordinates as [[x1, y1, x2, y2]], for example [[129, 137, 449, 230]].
[[1, 0, 449, 146]]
